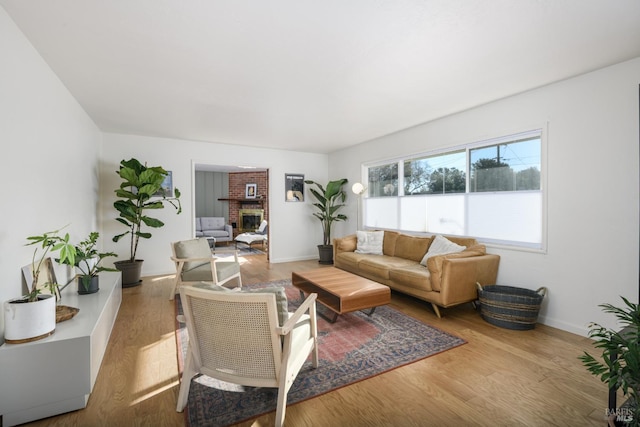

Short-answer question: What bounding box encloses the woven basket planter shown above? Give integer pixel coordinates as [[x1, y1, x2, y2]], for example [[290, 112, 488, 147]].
[[477, 283, 547, 330]]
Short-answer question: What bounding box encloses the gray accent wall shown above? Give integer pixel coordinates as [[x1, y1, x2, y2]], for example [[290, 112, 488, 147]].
[[195, 171, 229, 219]]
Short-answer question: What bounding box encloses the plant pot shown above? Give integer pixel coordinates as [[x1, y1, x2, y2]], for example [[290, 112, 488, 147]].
[[114, 259, 144, 287], [3, 294, 56, 344], [78, 275, 100, 294], [317, 245, 334, 265]]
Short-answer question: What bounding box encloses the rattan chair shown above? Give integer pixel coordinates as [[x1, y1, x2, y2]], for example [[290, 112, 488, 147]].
[[176, 286, 319, 427], [170, 238, 242, 300]]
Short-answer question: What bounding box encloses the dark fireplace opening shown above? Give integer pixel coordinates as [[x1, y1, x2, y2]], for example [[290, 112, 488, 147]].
[[238, 209, 264, 233]]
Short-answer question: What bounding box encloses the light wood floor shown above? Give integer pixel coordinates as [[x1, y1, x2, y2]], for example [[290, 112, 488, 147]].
[[23, 253, 614, 427]]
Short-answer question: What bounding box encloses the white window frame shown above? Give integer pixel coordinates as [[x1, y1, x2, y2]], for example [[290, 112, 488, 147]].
[[361, 127, 547, 252]]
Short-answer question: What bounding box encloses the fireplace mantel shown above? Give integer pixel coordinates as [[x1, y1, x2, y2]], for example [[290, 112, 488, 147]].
[[218, 198, 264, 206]]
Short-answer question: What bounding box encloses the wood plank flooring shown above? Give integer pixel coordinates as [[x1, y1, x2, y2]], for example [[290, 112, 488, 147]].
[[21, 253, 615, 426]]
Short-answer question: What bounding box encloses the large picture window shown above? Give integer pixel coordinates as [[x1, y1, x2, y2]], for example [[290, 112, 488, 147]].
[[363, 129, 544, 249]]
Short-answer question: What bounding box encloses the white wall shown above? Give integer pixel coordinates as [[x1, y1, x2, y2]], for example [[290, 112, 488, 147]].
[[0, 7, 102, 341], [330, 57, 640, 335], [100, 133, 328, 276]]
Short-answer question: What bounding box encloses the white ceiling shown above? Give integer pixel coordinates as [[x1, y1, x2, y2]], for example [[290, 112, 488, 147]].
[[3, 1, 640, 154]]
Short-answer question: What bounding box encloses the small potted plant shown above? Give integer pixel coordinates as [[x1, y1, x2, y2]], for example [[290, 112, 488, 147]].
[[579, 296, 639, 426], [112, 158, 182, 286], [3, 228, 76, 343], [68, 232, 118, 294], [304, 178, 348, 264]]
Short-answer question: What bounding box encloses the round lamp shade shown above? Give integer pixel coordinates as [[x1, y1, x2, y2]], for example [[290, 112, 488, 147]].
[[352, 182, 365, 195]]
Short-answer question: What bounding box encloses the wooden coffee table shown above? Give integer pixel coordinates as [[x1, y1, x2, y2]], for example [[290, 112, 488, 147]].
[[292, 267, 391, 323]]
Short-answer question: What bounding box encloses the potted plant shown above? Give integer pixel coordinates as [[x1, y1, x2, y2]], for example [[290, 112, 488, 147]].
[[66, 232, 118, 294], [304, 178, 348, 264], [112, 158, 181, 286], [3, 228, 76, 343], [579, 296, 639, 426]]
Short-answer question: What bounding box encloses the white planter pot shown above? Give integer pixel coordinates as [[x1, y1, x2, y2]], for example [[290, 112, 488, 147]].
[[3, 294, 56, 344]]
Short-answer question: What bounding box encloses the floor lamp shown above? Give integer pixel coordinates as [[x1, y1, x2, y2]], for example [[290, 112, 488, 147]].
[[351, 182, 366, 231]]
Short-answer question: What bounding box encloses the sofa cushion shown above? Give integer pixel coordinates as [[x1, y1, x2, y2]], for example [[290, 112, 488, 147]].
[[335, 251, 369, 270], [355, 230, 384, 255], [200, 217, 226, 231], [335, 235, 357, 253], [359, 256, 416, 280], [203, 230, 230, 238], [389, 265, 433, 292], [420, 234, 466, 266], [394, 234, 432, 262], [383, 231, 400, 256]]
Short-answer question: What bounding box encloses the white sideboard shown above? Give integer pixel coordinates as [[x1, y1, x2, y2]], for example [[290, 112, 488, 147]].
[[0, 271, 122, 426]]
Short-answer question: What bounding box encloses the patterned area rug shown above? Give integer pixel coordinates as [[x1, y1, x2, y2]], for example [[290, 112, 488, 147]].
[[174, 279, 465, 427]]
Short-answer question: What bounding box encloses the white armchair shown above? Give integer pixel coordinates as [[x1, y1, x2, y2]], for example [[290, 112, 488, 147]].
[[170, 238, 242, 300], [176, 285, 319, 427]]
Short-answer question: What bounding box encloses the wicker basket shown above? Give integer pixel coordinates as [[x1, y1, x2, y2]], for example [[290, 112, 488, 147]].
[[477, 283, 547, 330]]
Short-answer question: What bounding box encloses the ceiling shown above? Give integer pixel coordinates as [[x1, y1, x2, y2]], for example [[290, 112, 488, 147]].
[[3, 1, 640, 154]]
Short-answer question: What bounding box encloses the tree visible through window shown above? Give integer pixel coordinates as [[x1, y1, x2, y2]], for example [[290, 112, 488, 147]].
[[470, 137, 540, 192]]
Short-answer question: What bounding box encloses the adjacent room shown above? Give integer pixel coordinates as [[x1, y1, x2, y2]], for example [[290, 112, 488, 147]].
[[1, 1, 639, 426]]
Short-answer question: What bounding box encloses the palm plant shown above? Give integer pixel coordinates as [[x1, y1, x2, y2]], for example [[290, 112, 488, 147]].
[[304, 178, 348, 246], [579, 296, 639, 426]]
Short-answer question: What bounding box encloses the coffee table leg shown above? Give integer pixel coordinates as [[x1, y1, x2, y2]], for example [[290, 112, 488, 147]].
[[366, 307, 377, 316]]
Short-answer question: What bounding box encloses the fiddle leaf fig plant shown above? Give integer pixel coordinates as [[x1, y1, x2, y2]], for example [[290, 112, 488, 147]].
[[113, 158, 182, 262], [304, 178, 348, 246], [25, 227, 76, 302]]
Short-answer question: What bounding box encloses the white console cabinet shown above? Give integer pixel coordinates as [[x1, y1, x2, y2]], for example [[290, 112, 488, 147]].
[[0, 271, 122, 426]]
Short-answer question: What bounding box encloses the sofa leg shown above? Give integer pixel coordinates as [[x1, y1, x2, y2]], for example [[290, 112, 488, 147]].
[[431, 303, 442, 318]]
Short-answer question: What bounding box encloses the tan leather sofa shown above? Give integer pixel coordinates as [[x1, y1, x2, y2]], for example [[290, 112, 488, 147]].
[[333, 231, 500, 317]]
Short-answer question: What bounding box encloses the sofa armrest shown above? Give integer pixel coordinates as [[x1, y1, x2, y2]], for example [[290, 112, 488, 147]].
[[437, 254, 500, 307], [224, 223, 233, 237], [333, 234, 357, 259]]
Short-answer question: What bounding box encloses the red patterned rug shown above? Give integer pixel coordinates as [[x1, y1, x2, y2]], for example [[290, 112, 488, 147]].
[[174, 279, 465, 426]]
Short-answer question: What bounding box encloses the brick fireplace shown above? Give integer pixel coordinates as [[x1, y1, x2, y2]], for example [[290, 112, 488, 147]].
[[227, 171, 268, 237]]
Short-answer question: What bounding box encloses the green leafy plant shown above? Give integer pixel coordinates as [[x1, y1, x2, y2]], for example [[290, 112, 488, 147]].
[[25, 227, 76, 302], [304, 178, 348, 246], [113, 158, 182, 262], [579, 296, 640, 426], [68, 232, 118, 292]]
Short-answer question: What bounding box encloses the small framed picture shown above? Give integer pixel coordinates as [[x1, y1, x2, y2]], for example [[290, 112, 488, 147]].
[[285, 173, 304, 202], [153, 171, 174, 197], [245, 183, 257, 198]]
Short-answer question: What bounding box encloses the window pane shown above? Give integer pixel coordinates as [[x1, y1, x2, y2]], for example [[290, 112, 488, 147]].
[[368, 163, 398, 197], [470, 137, 540, 192], [467, 191, 542, 247], [404, 151, 466, 195], [364, 197, 398, 229], [400, 194, 466, 234]]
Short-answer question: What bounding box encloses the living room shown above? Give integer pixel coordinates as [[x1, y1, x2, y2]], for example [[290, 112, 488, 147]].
[[1, 1, 639, 426]]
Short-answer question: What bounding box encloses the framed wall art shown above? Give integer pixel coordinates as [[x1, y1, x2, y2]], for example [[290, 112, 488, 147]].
[[285, 173, 304, 202], [245, 183, 257, 198]]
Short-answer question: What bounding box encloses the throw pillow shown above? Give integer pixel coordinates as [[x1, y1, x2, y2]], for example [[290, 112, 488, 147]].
[[420, 235, 466, 266], [355, 230, 384, 255]]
